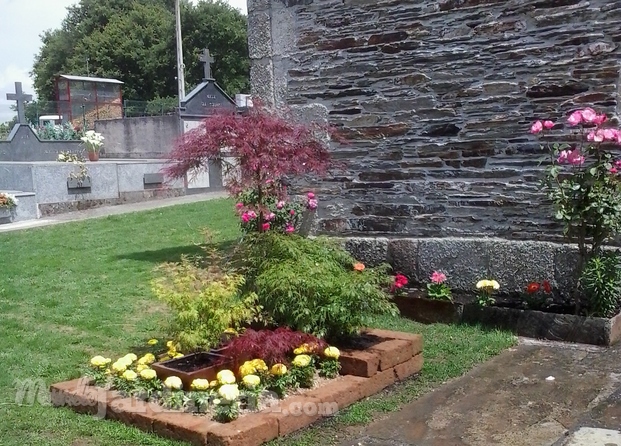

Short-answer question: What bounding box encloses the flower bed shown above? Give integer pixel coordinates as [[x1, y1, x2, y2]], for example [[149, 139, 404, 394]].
[[50, 329, 423, 446]]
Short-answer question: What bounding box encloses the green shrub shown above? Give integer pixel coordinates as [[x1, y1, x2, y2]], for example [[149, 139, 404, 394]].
[[152, 245, 257, 352], [235, 233, 398, 340], [580, 251, 621, 318]]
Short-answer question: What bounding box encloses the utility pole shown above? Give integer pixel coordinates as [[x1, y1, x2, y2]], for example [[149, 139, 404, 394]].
[[175, 0, 186, 108]]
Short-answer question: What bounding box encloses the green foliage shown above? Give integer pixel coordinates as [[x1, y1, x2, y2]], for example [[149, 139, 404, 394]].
[[35, 122, 83, 140], [161, 389, 185, 410], [291, 363, 315, 389], [236, 233, 399, 340], [146, 96, 178, 115], [318, 358, 340, 379], [213, 400, 240, 423], [426, 283, 452, 301], [32, 0, 249, 102], [152, 243, 256, 352], [579, 251, 621, 318]]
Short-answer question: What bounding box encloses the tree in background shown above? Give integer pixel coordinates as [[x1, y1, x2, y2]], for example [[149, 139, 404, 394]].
[[31, 0, 249, 103]]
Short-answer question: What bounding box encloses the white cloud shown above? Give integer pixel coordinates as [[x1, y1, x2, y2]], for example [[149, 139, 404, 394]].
[[0, 0, 248, 124]]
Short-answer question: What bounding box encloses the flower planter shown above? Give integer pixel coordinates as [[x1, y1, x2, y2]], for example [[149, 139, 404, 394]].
[[51, 329, 424, 446], [151, 352, 231, 390], [67, 177, 92, 189], [395, 295, 463, 325], [0, 207, 14, 224], [88, 151, 100, 162], [462, 303, 621, 346]]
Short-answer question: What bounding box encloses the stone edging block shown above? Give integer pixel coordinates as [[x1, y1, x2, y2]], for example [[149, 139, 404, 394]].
[[50, 330, 424, 446]]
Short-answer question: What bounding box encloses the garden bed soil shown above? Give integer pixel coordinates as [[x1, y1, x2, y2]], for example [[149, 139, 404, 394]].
[[50, 329, 424, 446], [396, 292, 621, 346]]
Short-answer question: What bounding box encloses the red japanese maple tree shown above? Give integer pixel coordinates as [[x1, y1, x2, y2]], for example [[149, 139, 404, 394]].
[[164, 101, 335, 224]]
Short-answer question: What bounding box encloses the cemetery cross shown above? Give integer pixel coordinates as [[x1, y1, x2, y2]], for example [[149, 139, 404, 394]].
[[199, 48, 215, 80], [6, 82, 33, 125]]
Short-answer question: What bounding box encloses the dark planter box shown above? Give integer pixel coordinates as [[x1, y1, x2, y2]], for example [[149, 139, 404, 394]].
[[151, 352, 231, 390], [462, 304, 621, 346], [67, 177, 91, 189], [395, 296, 463, 325]]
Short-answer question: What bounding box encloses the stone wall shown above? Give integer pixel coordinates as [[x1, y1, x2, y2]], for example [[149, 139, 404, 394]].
[[0, 124, 82, 162], [94, 115, 180, 159], [249, 0, 621, 241]]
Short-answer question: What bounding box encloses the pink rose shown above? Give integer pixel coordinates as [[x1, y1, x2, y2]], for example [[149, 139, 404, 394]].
[[307, 199, 318, 210], [567, 111, 583, 126], [307, 192, 315, 199], [290, 209, 295, 216], [276, 201, 285, 210], [591, 130, 604, 143], [236, 202, 244, 209], [543, 120, 555, 130], [593, 114, 608, 125], [266, 212, 276, 221], [603, 129, 618, 141], [530, 120, 543, 134], [581, 108, 597, 123], [557, 150, 570, 163], [248, 211, 257, 219], [615, 160, 621, 168], [262, 222, 270, 231], [285, 224, 295, 234], [610, 167, 618, 174], [241, 212, 250, 223], [567, 149, 585, 166]]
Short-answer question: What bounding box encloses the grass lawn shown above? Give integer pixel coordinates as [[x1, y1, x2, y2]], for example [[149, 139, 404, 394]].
[[0, 198, 515, 446]]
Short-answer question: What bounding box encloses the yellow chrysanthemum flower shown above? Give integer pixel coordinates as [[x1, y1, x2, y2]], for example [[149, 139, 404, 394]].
[[147, 339, 158, 345], [117, 357, 132, 367], [121, 370, 137, 381], [251, 359, 268, 372], [239, 362, 256, 377], [135, 363, 149, 373], [223, 328, 237, 335], [125, 353, 138, 362], [163, 376, 183, 390], [138, 353, 156, 365], [324, 346, 340, 359], [190, 379, 210, 391], [216, 370, 236, 385], [218, 384, 239, 401], [476, 279, 500, 290], [209, 380, 219, 388], [270, 363, 288, 376], [242, 374, 260, 389], [140, 368, 157, 380], [294, 343, 316, 355], [111, 361, 127, 374], [292, 354, 312, 368], [173, 353, 184, 359], [90, 356, 111, 368]]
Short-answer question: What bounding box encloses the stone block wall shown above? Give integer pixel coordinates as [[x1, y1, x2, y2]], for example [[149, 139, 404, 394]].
[[249, 0, 621, 241]]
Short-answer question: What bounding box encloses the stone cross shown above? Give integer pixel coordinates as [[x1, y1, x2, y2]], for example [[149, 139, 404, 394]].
[[6, 82, 33, 124], [199, 48, 215, 80]]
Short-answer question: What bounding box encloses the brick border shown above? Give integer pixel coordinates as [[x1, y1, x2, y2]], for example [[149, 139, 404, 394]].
[[50, 330, 423, 446]]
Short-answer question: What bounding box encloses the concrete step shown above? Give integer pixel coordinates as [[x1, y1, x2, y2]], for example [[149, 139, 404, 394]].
[[0, 191, 38, 223]]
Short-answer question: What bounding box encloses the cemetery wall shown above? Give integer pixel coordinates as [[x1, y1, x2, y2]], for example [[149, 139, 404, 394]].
[[94, 115, 180, 159], [249, 0, 621, 242], [0, 125, 82, 162]]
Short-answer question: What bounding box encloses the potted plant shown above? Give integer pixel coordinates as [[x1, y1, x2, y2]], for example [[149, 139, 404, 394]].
[[0, 192, 18, 223], [80, 130, 104, 161]]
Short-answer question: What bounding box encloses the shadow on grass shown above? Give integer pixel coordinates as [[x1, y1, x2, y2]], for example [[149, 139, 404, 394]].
[[117, 240, 238, 264]]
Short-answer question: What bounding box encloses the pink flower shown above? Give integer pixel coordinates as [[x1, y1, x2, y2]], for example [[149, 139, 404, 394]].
[[248, 211, 257, 219], [262, 222, 271, 231], [567, 110, 583, 126], [588, 130, 604, 143], [610, 167, 618, 174], [266, 212, 276, 221], [241, 212, 251, 223], [530, 120, 543, 134], [567, 149, 585, 166], [307, 199, 318, 210], [290, 209, 295, 216], [593, 114, 608, 125], [557, 150, 570, 163], [581, 107, 597, 123], [276, 201, 285, 210], [307, 192, 315, 199], [430, 271, 447, 284], [285, 224, 295, 234], [236, 202, 244, 209], [603, 128, 618, 141], [543, 120, 555, 130], [615, 160, 621, 168]]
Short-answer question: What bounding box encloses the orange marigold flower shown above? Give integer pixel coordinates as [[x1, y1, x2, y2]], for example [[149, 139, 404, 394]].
[[353, 263, 365, 271], [526, 282, 540, 294], [542, 280, 552, 294]]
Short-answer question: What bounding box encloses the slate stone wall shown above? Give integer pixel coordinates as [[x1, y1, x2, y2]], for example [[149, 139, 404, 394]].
[[248, 0, 621, 242]]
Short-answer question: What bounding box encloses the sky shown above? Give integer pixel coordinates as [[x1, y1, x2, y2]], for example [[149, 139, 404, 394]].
[[0, 0, 247, 123]]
